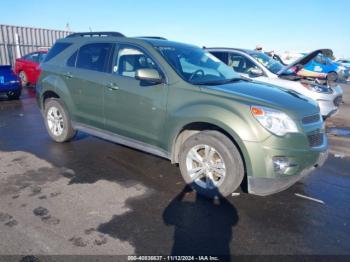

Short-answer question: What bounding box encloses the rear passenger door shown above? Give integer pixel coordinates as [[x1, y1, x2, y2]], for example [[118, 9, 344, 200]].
[[63, 42, 114, 128], [103, 44, 168, 146]]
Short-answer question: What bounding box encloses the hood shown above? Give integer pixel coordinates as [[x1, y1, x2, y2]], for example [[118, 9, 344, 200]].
[[202, 80, 319, 119], [278, 49, 333, 76]]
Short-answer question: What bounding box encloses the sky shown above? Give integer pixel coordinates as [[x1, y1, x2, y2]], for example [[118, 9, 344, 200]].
[[1, 0, 350, 58]]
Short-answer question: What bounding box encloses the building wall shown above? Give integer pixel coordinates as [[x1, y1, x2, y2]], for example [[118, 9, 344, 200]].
[[0, 24, 70, 66]]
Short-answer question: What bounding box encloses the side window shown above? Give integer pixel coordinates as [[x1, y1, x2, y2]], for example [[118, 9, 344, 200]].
[[76, 43, 113, 72], [22, 53, 32, 61], [113, 46, 158, 78], [23, 53, 39, 62], [31, 53, 40, 63], [228, 53, 259, 74], [39, 53, 47, 63], [67, 51, 78, 67], [210, 52, 228, 64]]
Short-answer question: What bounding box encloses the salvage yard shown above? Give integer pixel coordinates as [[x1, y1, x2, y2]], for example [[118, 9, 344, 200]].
[[0, 84, 349, 256]]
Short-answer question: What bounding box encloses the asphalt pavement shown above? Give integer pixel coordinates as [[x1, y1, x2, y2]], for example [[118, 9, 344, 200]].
[[0, 85, 349, 257]]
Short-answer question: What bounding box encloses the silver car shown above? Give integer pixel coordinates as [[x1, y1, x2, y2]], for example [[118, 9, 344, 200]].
[[206, 48, 343, 118]]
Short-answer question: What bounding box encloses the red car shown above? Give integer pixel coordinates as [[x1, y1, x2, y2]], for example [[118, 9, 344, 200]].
[[15, 51, 47, 87]]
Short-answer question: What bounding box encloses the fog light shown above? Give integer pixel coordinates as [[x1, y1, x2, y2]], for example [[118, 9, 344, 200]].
[[273, 156, 290, 175]]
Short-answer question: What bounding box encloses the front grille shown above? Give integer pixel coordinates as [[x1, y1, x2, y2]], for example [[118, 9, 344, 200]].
[[302, 114, 320, 125], [307, 131, 324, 147], [334, 96, 343, 106]]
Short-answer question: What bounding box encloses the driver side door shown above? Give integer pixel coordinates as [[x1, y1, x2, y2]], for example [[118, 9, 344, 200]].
[[103, 44, 168, 146]]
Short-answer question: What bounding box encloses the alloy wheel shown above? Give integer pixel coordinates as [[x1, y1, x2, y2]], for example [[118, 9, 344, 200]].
[[47, 106, 64, 137], [185, 144, 226, 189]]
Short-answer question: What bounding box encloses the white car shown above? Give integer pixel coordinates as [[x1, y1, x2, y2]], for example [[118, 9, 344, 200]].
[[337, 59, 350, 68], [206, 48, 343, 118], [279, 51, 306, 65]]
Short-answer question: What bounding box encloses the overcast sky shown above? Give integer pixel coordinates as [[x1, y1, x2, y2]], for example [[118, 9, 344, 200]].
[[2, 0, 349, 58]]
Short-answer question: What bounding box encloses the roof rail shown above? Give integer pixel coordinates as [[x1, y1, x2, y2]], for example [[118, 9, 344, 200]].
[[136, 36, 167, 40], [66, 32, 125, 38]]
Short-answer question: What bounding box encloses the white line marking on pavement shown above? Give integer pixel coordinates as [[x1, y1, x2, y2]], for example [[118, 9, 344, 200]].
[[295, 193, 325, 204]]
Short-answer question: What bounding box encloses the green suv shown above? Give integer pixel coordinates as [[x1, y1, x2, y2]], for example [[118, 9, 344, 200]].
[[36, 32, 328, 197]]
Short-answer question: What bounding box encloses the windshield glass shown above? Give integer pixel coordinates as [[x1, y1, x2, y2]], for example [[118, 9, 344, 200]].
[[249, 51, 284, 74], [156, 44, 240, 84]]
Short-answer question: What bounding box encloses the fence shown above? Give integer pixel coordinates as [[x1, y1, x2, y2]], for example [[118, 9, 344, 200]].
[[0, 24, 71, 66]]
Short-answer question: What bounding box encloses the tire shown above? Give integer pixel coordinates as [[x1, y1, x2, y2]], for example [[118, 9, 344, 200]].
[[7, 89, 21, 100], [178, 130, 244, 198], [19, 71, 28, 87], [327, 71, 338, 82], [44, 98, 76, 142]]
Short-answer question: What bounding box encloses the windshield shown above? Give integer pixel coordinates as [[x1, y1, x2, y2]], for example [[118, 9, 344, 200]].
[[250, 52, 284, 74], [156, 44, 240, 84]]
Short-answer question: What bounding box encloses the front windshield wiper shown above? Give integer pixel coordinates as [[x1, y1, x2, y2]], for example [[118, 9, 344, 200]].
[[195, 77, 246, 86]]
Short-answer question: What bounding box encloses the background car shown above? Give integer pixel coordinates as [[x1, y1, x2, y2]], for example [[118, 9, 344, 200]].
[[15, 50, 47, 87], [279, 51, 306, 65], [336, 59, 350, 68], [0, 65, 21, 100], [207, 48, 343, 118], [297, 51, 348, 81], [336, 59, 350, 82]]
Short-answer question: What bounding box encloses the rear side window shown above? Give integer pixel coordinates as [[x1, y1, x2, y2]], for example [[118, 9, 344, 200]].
[[76, 43, 114, 72], [44, 43, 72, 62], [67, 51, 78, 67]]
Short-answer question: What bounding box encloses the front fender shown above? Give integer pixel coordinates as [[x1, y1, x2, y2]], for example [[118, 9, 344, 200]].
[[164, 103, 271, 178]]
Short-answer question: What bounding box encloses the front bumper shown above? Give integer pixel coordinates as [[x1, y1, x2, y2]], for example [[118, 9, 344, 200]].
[[316, 85, 343, 118], [243, 131, 328, 196], [0, 83, 21, 93], [248, 150, 328, 196]]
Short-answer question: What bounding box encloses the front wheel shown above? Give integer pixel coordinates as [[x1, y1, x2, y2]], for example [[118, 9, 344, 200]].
[[178, 130, 244, 198], [44, 98, 76, 142]]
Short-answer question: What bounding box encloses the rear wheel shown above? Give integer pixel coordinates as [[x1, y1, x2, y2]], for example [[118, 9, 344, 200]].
[[7, 89, 21, 100], [178, 130, 244, 198], [19, 71, 28, 87], [44, 98, 76, 142]]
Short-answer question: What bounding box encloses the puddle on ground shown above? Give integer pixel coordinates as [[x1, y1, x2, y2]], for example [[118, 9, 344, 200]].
[[327, 127, 350, 137]]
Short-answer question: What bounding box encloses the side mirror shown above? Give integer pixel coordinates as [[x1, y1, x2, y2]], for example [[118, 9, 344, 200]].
[[135, 69, 163, 84], [249, 68, 264, 77]]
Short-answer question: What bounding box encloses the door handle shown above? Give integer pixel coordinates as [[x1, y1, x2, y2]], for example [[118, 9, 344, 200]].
[[64, 72, 73, 79], [106, 82, 119, 91]]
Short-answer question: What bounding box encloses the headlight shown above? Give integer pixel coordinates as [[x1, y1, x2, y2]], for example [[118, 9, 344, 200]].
[[301, 82, 332, 94], [251, 106, 298, 136]]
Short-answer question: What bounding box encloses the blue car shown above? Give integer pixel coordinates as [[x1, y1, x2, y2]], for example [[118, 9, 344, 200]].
[[0, 65, 21, 100], [298, 49, 347, 81]]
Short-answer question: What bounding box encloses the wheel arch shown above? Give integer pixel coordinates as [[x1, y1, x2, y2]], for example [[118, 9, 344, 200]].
[[42, 90, 60, 109], [170, 121, 251, 182], [38, 74, 76, 119]]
